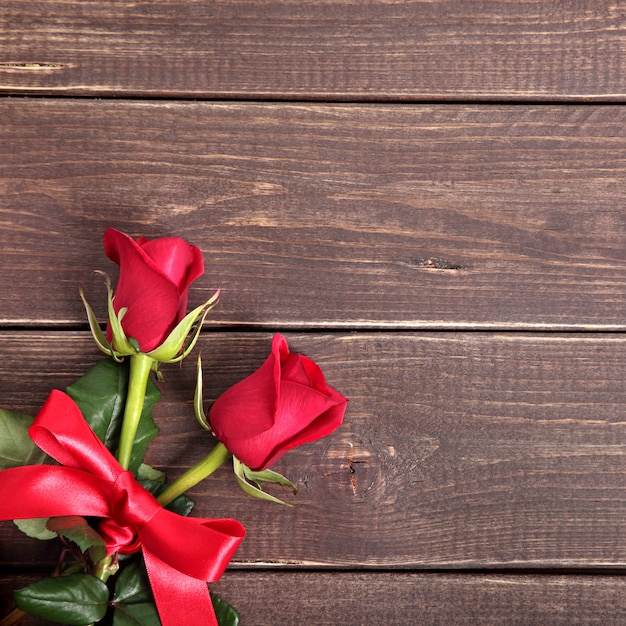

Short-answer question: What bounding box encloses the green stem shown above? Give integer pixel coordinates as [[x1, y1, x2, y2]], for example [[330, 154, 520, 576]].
[[90, 355, 151, 610], [117, 353, 154, 470], [157, 442, 232, 506], [92, 553, 119, 584]]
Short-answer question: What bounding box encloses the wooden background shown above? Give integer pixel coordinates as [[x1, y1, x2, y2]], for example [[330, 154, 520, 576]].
[[2, 1, 626, 624]]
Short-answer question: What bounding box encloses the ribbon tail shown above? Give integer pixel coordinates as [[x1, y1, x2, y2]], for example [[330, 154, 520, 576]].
[[143, 548, 218, 626]]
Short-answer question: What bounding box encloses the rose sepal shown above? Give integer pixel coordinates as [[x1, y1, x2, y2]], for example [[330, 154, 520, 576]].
[[109, 306, 139, 356], [79, 273, 135, 361], [79, 285, 112, 356], [233, 457, 296, 507], [81, 272, 219, 364], [194, 354, 211, 431], [103, 269, 142, 357], [80, 271, 138, 358], [146, 289, 220, 364]]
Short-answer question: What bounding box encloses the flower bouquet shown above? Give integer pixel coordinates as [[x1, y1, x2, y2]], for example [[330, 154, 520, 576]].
[[0, 228, 347, 625]]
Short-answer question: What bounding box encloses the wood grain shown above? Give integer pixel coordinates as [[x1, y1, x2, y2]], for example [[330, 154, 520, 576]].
[[3, 571, 626, 625], [2, 0, 623, 621], [4, 101, 626, 330], [2, 1, 626, 100], [1, 332, 625, 570]]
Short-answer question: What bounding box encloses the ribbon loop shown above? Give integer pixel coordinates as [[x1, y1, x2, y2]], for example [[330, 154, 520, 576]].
[[0, 390, 245, 626]]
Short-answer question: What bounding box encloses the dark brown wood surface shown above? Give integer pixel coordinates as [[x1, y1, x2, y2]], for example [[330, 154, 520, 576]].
[[1, 332, 625, 570], [4, 101, 626, 330], [2, 1, 626, 100], [2, 1, 625, 624], [4, 572, 626, 626]]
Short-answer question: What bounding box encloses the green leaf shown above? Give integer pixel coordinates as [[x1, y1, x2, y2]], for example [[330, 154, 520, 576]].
[[66, 359, 128, 451], [161, 491, 195, 517], [113, 559, 152, 604], [112, 559, 160, 626], [14, 573, 109, 625], [47, 516, 107, 563], [66, 358, 160, 475], [212, 593, 240, 626], [113, 602, 161, 626], [137, 463, 165, 482], [1, 410, 52, 540], [0, 408, 46, 469], [14, 518, 57, 541]]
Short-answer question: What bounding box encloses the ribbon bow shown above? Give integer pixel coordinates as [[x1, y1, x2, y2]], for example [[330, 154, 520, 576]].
[[0, 390, 245, 625]]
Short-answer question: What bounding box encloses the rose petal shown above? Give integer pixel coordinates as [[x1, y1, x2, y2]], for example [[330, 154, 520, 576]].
[[209, 340, 282, 439], [261, 383, 346, 468], [208, 333, 347, 470], [280, 353, 312, 386], [140, 237, 204, 292], [104, 229, 183, 352], [229, 382, 347, 470]]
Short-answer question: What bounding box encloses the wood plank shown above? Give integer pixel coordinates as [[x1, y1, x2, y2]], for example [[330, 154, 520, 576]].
[[1, 332, 625, 569], [2, 1, 626, 100], [3, 101, 626, 330], [3, 571, 626, 625]]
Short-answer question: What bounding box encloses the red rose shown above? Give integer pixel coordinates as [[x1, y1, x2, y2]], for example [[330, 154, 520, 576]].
[[104, 228, 204, 353], [209, 334, 348, 470]]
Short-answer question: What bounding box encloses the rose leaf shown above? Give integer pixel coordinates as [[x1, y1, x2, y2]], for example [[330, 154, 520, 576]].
[[46, 515, 107, 563], [66, 358, 160, 474], [0, 408, 46, 470], [14, 573, 109, 625]]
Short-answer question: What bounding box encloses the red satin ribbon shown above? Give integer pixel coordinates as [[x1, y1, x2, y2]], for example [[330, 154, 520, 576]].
[[0, 390, 245, 625]]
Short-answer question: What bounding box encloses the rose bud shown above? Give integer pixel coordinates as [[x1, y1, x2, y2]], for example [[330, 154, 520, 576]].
[[209, 334, 348, 471], [103, 228, 205, 354]]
